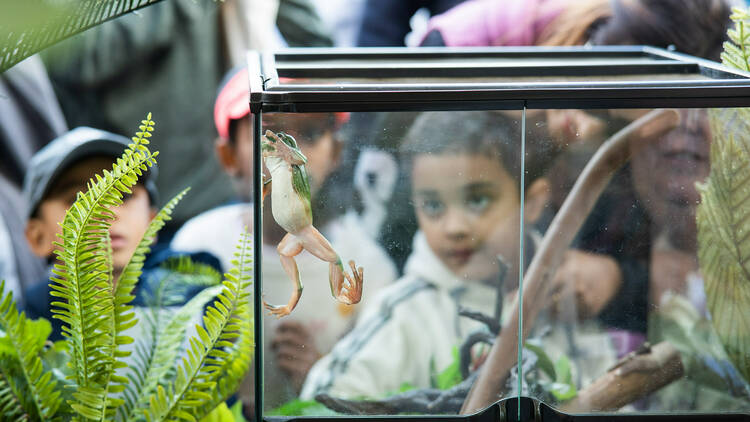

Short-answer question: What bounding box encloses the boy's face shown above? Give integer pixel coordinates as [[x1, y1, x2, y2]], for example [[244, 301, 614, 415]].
[[231, 118, 255, 199], [26, 156, 154, 276], [412, 153, 521, 281], [262, 113, 340, 193]]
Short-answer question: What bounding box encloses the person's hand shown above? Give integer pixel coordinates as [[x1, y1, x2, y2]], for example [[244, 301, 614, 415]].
[[271, 321, 322, 393], [549, 250, 623, 321], [546, 109, 606, 146]]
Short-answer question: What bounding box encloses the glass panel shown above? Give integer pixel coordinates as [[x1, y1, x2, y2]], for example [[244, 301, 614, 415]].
[[259, 110, 524, 416], [257, 106, 750, 418], [519, 106, 750, 415]]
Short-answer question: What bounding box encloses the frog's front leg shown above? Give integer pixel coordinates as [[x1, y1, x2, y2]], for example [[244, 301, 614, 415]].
[[296, 226, 364, 305], [264, 233, 304, 318]]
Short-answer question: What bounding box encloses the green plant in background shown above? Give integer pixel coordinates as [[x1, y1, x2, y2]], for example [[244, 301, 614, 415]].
[[0, 114, 254, 421], [0, 0, 165, 73], [524, 340, 577, 402], [697, 6, 750, 384]]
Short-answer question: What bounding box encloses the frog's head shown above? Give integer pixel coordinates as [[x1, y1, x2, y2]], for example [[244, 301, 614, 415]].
[[262, 130, 308, 165]]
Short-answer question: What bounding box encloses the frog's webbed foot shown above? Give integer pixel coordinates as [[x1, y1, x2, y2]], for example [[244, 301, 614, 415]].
[[296, 226, 365, 306], [263, 298, 296, 318], [333, 260, 363, 305]]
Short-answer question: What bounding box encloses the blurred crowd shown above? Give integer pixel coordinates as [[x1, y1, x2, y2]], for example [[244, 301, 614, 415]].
[[2, 0, 750, 418]]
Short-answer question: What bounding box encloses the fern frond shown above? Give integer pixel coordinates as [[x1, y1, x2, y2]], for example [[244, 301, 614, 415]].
[[0, 355, 33, 421], [697, 6, 750, 384], [151, 257, 224, 307], [49, 113, 158, 419], [145, 231, 253, 422], [698, 9, 750, 383], [106, 187, 191, 419], [0, 281, 63, 420], [721, 7, 750, 71], [195, 307, 253, 419], [698, 108, 750, 384], [121, 285, 223, 422], [0, 0, 164, 72]]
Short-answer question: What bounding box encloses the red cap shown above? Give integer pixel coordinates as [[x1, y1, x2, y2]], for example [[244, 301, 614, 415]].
[[214, 68, 250, 139], [215, 71, 350, 139]]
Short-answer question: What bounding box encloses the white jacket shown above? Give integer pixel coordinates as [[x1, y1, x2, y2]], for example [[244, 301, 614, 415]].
[[301, 231, 617, 401], [301, 231, 505, 400]]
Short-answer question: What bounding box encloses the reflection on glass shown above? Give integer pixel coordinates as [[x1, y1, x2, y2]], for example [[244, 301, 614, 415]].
[[260, 112, 399, 412], [520, 107, 750, 414], [260, 108, 750, 417]]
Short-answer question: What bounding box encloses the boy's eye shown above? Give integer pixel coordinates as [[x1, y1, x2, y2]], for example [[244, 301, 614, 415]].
[[417, 198, 445, 218], [65, 193, 77, 206], [465, 193, 492, 214]]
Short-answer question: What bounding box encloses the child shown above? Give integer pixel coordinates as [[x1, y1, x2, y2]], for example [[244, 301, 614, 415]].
[[22, 126, 220, 340], [301, 110, 617, 402], [170, 68, 396, 410]]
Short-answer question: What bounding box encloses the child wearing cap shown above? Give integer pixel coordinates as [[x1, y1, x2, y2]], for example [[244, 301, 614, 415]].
[[170, 68, 396, 412], [22, 126, 221, 340]]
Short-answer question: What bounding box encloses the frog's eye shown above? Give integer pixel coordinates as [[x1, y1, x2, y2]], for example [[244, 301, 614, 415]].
[[279, 132, 299, 148]]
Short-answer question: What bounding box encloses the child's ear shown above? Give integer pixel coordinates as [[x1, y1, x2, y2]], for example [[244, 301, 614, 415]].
[[215, 137, 238, 176], [25, 218, 55, 258], [523, 178, 550, 224]]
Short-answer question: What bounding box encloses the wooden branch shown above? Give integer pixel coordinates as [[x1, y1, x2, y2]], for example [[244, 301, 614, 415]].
[[562, 341, 684, 412], [316, 372, 478, 415], [460, 109, 681, 414]]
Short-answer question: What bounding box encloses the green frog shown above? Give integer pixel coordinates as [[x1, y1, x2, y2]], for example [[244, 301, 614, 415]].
[[261, 130, 364, 317]]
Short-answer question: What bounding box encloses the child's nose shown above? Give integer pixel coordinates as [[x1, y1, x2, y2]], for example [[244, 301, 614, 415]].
[[443, 208, 471, 237]]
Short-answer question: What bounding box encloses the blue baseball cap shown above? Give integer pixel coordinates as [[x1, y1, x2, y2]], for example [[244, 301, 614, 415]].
[[23, 126, 159, 219]]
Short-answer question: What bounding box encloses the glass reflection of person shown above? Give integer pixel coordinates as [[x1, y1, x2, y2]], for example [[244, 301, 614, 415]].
[[628, 109, 710, 306], [300, 111, 617, 402]]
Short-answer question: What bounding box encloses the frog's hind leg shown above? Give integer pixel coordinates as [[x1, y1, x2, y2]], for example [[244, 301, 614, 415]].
[[297, 226, 364, 305], [264, 233, 304, 318]]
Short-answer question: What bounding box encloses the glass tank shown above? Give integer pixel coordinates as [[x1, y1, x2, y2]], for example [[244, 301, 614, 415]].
[[249, 47, 750, 421]]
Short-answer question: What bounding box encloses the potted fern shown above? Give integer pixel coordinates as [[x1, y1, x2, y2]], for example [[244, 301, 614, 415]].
[[0, 114, 253, 421]]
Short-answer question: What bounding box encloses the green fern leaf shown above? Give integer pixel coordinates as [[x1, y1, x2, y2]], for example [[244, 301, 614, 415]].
[[145, 231, 253, 422], [195, 312, 253, 420], [106, 187, 191, 420], [697, 109, 750, 384], [721, 7, 750, 71], [152, 258, 225, 307], [0, 355, 33, 421], [121, 284, 223, 422], [49, 113, 158, 420], [0, 281, 63, 420], [697, 6, 750, 384]]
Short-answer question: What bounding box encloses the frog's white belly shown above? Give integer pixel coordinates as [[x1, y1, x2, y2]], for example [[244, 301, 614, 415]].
[[269, 163, 312, 234]]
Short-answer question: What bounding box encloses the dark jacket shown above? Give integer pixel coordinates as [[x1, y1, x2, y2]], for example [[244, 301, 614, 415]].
[[24, 245, 222, 341]]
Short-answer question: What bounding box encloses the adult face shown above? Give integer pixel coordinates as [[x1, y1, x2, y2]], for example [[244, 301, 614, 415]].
[[630, 109, 711, 251]]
